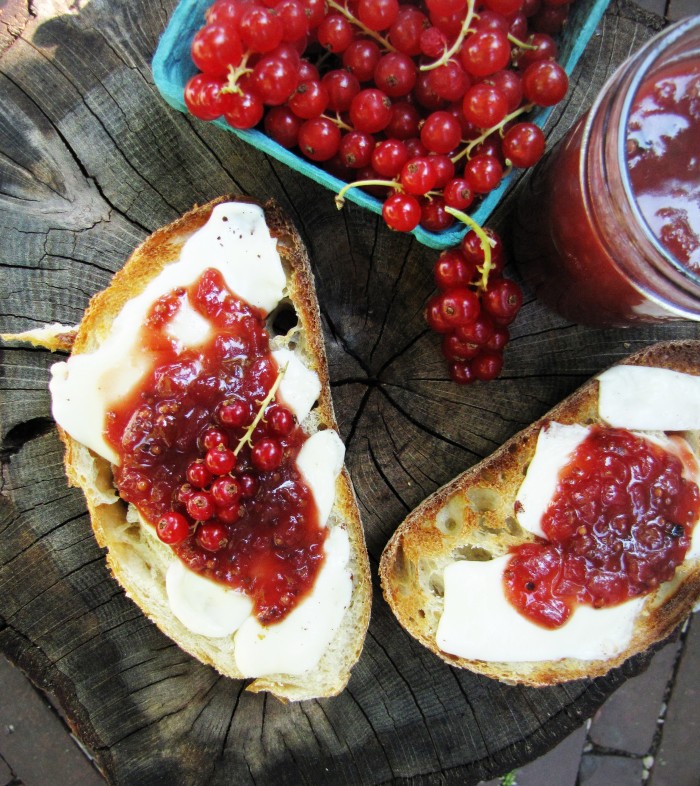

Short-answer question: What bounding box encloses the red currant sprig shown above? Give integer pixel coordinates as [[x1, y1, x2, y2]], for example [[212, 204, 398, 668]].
[[426, 212, 522, 384]]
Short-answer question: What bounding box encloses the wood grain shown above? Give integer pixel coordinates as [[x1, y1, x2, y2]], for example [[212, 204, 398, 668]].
[[1, 1, 697, 784]]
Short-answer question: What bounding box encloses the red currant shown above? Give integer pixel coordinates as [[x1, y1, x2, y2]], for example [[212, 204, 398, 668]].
[[187, 491, 215, 521], [383, 193, 422, 232], [156, 512, 190, 545], [251, 438, 284, 471], [196, 522, 229, 552]]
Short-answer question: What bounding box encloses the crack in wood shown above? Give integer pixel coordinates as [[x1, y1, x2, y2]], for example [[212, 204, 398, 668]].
[[368, 441, 410, 513]]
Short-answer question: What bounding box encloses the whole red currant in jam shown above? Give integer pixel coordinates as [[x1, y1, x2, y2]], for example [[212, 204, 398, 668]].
[[238, 473, 259, 498], [156, 512, 190, 545], [251, 438, 284, 471], [267, 406, 295, 436], [205, 445, 237, 475], [196, 522, 230, 552], [211, 476, 242, 507], [187, 459, 213, 489], [187, 491, 215, 522]]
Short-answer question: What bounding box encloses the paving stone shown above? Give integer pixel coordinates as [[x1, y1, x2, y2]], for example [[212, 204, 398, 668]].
[[667, 0, 698, 21], [579, 754, 645, 786], [632, 0, 666, 16], [649, 617, 700, 786], [0, 656, 104, 786], [477, 724, 587, 786], [588, 637, 680, 755]]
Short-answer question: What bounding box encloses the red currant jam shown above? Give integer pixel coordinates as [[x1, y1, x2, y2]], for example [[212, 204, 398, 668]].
[[104, 268, 326, 624], [504, 426, 700, 628], [627, 59, 700, 272]]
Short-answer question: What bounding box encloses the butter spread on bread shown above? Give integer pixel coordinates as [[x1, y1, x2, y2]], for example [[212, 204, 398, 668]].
[[12, 198, 371, 701], [380, 342, 700, 685]]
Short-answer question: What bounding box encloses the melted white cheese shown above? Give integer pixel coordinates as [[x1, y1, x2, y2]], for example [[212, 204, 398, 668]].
[[166, 560, 253, 638], [234, 525, 352, 676], [49, 202, 286, 464], [437, 556, 644, 662], [272, 348, 322, 423], [515, 423, 590, 538], [598, 366, 700, 430], [296, 429, 345, 526]]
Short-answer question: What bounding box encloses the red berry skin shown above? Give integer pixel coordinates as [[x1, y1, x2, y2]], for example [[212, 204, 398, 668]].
[[460, 227, 505, 272], [436, 287, 481, 328], [358, 0, 400, 31], [239, 6, 284, 53], [156, 512, 190, 545], [264, 106, 303, 148], [462, 84, 508, 129], [187, 460, 213, 489], [442, 333, 481, 361], [420, 111, 462, 154], [430, 154, 455, 188], [482, 278, 523, 324], [456, 314, 494, 345], [177, 483, 195, 506], [374, 52, 417, 98], [224, 90, 264, 129], [463, 154, 504, 194], [426, 295, 453, 333], [187, 491, 215, 522], [211, 476, 242, 507], [521, 60, 569, 106], [238, 473, 259, 498], [184, 74, 232, 121], [267, 406, 295, 436], [472, 350, 504, 380], [322, 69, 360, 112], [298, 117, 341, 161], [502, 122, 546, 168], [196, 522, 230, 552], [202, 428, 228, 451], [339, 130, 374, 169], [372, 139, 409, 178], [288, 79, 329, 119], [485, 325, 510, 351], [218, 398, 250, 427], [420, 197, 454, 232], [217, 504, 241, 524], [449, 361, 476, 384], [400, 157, 439, 195], [251, 438, 284, 471], [460, 29, 511, 77], [191, 24, 244, 76], [434, 249, 477, 289], [383, 193, 422, 232], [349, 89, 393, 134], [443, 177, 474, 210], [205, 445, 237, 476]]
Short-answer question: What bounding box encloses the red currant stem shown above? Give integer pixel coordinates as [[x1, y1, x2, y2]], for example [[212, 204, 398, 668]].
[[444, 206, 494, 290], [508, 33, 538, 50], [420, 0, 477, 72], [233, 363, 288, 456], [326, 0, 396, 52], [335, 179, 400, 209], [451, 102, 535, 163], [222, 52, 253, 96], [323, 112, 353, 132]]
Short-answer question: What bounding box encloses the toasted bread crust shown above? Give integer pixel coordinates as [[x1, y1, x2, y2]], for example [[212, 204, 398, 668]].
[[380, 341, 700, 686], [58, 196, 371, 701]]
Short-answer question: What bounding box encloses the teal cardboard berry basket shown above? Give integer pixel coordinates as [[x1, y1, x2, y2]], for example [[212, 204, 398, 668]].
[[152, 0, 611, 250]]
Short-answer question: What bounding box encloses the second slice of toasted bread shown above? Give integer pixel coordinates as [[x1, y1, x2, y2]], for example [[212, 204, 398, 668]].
[[380, 341, 700, 685]]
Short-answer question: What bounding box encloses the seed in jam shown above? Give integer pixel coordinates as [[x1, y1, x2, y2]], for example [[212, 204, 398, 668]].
[[505, 426, 700, 628], [105, 269, 326, 624]]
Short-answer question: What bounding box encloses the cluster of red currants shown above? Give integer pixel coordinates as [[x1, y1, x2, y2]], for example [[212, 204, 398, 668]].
[[426, 224, 522, 383], [185, 0, 572, 235], [155, 401, 294, 551]]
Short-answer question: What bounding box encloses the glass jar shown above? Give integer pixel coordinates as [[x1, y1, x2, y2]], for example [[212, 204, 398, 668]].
[[513, 16, 700, 327]]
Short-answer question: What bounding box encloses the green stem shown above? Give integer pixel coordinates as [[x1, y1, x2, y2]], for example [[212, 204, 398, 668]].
[[335, 179, 399, 208], [451, 103, 535, 164], [233, 364, 288, 456], [327, 0, 396, 52], [420, 0, 477, 72], [221, 52, 253, 95], [508, 33, 538, 50], [444, 207, 494, 291]]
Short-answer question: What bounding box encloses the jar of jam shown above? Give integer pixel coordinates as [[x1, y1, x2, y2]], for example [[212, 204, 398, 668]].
[[513, 17, 700, 327]]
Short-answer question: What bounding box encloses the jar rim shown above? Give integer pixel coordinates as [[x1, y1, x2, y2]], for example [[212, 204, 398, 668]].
[[617, 16, 700, 288]]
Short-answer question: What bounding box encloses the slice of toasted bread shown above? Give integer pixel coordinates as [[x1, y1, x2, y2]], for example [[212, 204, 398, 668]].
[[22, 196, 371, 701], [380, 340, 700, 686]]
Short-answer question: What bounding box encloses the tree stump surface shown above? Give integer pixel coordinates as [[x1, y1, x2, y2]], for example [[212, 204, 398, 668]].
[[0, 1, 695, 784]]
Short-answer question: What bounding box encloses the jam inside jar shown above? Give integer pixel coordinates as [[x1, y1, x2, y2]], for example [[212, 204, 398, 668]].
[[504, 426, 700, 628], [513, 18, 700, 327], [105, 268, 326, 624]]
